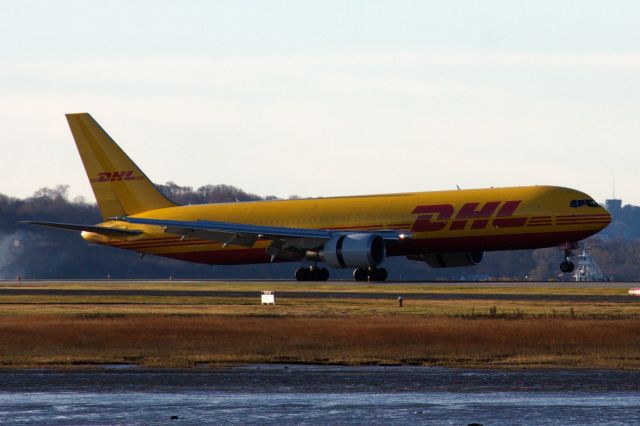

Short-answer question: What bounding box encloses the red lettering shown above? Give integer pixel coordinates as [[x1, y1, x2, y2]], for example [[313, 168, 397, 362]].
[[449, 220, 466, 230], [411, 204, 454, 232], [449, 202, 501, 230], [456, 202, 501, 219], [97, 172, 111, 182], [91, 170, 142, 183], [471, 219, 489, 229], [411, 200, 525, 232], [110, 171, 126, 181], [492, 200, 525, 227], [496, 201, 522, 217]]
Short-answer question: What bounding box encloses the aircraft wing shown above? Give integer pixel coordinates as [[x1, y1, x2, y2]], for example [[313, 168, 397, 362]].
[[21, 221, 143, 237], [119, 217, 409, 248]]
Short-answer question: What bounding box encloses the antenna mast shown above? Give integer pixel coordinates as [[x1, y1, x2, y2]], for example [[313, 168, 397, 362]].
[[612, 173, 615, 199]]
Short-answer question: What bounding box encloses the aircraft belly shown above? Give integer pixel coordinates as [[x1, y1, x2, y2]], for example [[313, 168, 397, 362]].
[[386, 229, 600, 257]]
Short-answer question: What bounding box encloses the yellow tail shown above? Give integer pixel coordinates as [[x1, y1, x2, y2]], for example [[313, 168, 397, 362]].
[[66, 113, 176, 219]]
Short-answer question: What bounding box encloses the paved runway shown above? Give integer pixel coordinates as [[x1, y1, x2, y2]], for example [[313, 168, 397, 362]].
[[2, 279, 637, 288], [0, 287, 636, 303]]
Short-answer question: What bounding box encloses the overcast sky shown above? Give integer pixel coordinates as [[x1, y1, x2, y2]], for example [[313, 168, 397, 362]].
[[1, 1, 639, 204]]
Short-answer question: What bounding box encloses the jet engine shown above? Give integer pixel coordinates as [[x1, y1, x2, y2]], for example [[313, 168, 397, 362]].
[[414, 251, 484, 268], [320, 233, 386, 268]]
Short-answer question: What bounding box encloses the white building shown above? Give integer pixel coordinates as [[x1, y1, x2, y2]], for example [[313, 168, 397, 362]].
[[573, 249, 607, 282]]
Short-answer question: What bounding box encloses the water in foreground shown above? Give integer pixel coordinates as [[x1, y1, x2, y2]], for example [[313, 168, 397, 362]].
[[0, 365, 639, 425]]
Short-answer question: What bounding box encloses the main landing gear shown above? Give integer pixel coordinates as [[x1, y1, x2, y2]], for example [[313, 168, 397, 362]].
[[294, 266, 388, 282], [353, 267, 388, 282], [559, 242, 577, 273], [294, 266, 329, 281]]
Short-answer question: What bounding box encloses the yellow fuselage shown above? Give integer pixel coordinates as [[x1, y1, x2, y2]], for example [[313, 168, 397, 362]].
[[84, 185, 611, 265]]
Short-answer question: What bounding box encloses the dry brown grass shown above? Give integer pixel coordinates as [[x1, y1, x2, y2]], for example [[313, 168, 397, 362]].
[[2, 296, 639, 318], [1, 314, 639, 369], [1, 281, 638, 369]]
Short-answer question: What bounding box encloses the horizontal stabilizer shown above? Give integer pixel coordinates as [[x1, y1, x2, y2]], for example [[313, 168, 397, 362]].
[[21, 221, 142, 237]]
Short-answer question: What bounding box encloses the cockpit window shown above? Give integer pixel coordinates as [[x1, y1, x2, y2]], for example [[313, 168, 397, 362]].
[[570, 199, 600, 208]]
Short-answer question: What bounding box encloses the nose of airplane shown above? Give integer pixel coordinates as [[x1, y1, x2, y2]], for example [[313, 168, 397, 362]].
[[562, 187, 612, 232], [600, 205, 613, 229]]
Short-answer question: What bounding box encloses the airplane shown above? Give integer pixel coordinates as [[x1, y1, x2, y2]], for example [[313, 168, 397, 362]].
[[23, 113, 612, 281]]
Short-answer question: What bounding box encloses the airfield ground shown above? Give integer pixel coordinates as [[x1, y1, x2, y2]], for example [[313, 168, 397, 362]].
[[0, 280, 639, 369]]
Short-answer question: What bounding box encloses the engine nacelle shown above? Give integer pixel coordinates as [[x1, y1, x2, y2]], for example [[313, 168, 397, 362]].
[[320, 233, 386, 268], [419, 251, 484, 268]]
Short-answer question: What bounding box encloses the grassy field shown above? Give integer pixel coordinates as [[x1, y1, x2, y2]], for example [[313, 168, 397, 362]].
[[0, 281, 639, 369]]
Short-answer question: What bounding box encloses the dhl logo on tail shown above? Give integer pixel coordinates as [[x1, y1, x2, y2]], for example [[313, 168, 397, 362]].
[[90, 170, 144, 183]]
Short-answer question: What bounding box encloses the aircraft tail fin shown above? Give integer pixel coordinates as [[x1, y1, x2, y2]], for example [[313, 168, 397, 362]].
[[65, 113, 176, 220]]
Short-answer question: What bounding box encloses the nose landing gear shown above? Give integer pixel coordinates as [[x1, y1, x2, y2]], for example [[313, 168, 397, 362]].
[[560, 258, 575, 273], [559, 242, 577, 273], [353, 267, 388, 282]]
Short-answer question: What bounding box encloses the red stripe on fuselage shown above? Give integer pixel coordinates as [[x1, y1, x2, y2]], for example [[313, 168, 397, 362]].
[[102, 228, 602, 266], [556, 214, 610, 219], [492, 218, 527, 227]]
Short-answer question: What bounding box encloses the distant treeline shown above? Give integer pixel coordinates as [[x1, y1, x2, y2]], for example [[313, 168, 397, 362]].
[[1, 183, 639, 281]]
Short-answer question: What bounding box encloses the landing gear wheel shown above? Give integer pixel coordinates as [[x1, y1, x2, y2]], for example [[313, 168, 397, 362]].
[[353, 267, 388, 282], [318, 268, 330, 281], [295, 266, 330, 281], [372, 267, 388, 282], [309, 266, 329, 281], [353, 268, 368, 281], [558, 243, 577, 274], [295, 267, 309, 281], [560, 261, 575, 273]]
